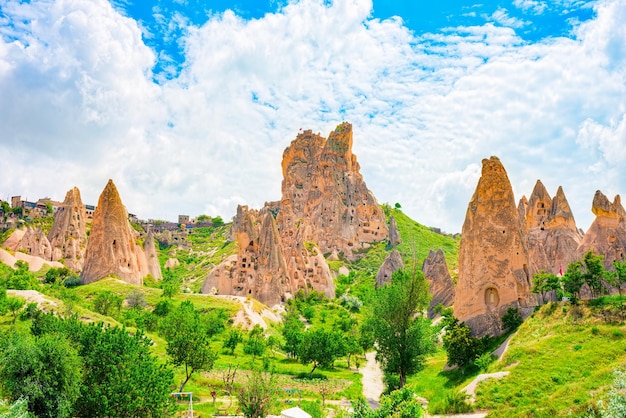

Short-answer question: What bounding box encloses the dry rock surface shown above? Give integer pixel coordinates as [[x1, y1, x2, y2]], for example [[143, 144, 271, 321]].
[[48, 186, 88, 272], [202, 123, 388, 305], [454, 157, 536, 336], [81, 179, 149, 285]]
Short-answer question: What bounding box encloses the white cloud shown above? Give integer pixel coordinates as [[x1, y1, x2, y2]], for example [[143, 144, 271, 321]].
[[513, 0, 548, 14], [1, 0, 626, 235], [489, 7, 529, 28]]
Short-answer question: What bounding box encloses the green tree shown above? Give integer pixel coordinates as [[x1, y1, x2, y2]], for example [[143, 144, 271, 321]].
[[236, 368, 279, 418], [223, 328, 243, 355], [582, 250, 608, 298], [74, 323, 175, 417], [5, 261, 38, 290], [350, 388, 423, 418], [282, 310, 305, 358], [612, 260, 626, 297], [44, 267, 72, 284], [0, 332, 82, 418], [161, 267, 181, 298], [0, 200, 10, 217], [443, 322, 482, 374], [562, 261, 585, 301], [160, 301, 217, 391], [501, 307, 523, 331], [212, 216, 224, 227], [369, 268, 435, 389], [5, 296, 25, 324], [297, 328, 347, 377], [532, 270, 561, 304], [243, 325, 267, 362], [196, 214, 211, 223], [92, 290, 122, 316]]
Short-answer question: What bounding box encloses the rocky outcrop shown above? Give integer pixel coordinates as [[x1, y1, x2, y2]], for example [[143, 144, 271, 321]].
[[577, 191, 626, 269], [204, 206, 294, 304], [81, 180, 149, 285], [202, 123, 386, 305], [276, 123, 388, 260], [454, 157, 536, 336], [375, 249, 404, 288], [422, 249, 455, 318], [48, 186, 88, 272], [524, 183, 583, 276], [11, 227, 53, 260], [143, 231, 162, 280], [525, 180, 552, 230], [388, 216, 401, 247]]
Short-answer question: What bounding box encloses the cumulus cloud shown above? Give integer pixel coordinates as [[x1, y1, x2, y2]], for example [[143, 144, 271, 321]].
[[1, 0, 626, 234]]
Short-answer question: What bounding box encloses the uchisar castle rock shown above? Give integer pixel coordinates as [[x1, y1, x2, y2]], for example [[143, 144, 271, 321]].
[[201, 122, 389, 305]]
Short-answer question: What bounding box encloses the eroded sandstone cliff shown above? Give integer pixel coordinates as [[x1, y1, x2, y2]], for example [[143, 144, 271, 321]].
[[81, 180, 149, 285], [48, 186, 88, 272], [577, 191, 626, 269], [202, 123, 386, 305], [454, 157, 536, 336]]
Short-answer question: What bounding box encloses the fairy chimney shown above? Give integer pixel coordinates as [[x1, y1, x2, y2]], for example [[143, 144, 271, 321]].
[[81, 180, 149, 285], [454, 157, 536, 336]]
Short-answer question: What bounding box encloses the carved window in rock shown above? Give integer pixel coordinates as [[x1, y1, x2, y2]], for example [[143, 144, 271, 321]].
[[484, 287, 499, 308]]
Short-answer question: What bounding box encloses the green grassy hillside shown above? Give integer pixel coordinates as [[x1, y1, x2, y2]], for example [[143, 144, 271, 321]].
[[406, 299, 626, 417], [0, 206, 462, 417]]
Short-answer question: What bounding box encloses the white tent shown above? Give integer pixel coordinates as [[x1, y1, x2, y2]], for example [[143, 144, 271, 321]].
[[280, 406, 312, 418]]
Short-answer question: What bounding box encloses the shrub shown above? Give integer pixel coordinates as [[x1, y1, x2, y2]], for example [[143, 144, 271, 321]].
[[431, 392, 473, 414], [125, 289, 146, 309], [502, 307, 523, 331], [63, 276, 82, 288], [474, 352, 494, 372]]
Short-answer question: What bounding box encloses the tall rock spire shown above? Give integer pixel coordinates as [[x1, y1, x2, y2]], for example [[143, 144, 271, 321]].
[[454, 157, 536, 336], [48, 186, 88, 272], [81, 180, 148, 285]]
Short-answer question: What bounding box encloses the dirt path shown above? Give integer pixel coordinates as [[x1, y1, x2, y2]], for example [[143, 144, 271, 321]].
[[361, 352, 384, 407], [461, 371, 510, 403], [491, 333, 515, 359], [6, 289, 58, 311]]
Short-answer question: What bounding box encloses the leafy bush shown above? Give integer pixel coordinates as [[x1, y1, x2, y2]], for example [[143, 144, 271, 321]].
[[339, 294, 363, 312], [431, 391, 473, 414], [474, 352, 494, 372], [63, 276, 81, 288], [502, 307, 523, 331], [93, 291, 122, 317], [153, 299, 172, 317]]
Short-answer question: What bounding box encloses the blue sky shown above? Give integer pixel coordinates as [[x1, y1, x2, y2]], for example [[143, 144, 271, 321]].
[[1, 0, 625, 234], [111, 0, 596, 80]]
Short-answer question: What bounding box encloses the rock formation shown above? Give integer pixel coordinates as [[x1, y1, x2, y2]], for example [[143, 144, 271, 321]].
[[202, 123, 387, 305], [48, 186, 88, 271], [276, 123, 389, 260], [454, 157, 536, 336], [12, 226, 53, 260], [523, 182, 583, 276], [143, 231, 162, 280], [577, 191, 626, 269], [422, 249, 455, 318], [81, 180, 149, 285], [202, 206, 295, 305], [375, 249, 404, 288], [388, 216, 402, 247]]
